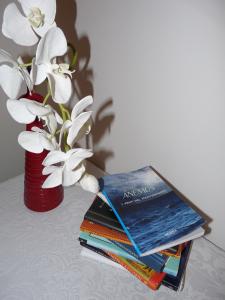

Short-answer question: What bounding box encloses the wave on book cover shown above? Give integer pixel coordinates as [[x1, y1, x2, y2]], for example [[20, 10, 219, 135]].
[[124, 192, 203, 253], [100, 166, 204, 254]]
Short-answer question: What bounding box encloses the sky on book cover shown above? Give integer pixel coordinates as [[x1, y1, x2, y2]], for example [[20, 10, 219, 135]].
[[99, 166, 204, 255]]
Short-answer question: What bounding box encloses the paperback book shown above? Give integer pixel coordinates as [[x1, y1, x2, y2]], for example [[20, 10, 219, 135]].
[[162, 241, 192, 291], [99, 166, 205, 256], [107, 252, 166, 290]]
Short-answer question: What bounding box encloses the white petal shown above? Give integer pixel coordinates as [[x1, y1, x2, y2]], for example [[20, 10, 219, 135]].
[[66, 149, 93, 170], [0, 49, 16, 65], [42, 165, 59, 175], [31, 126, 44, 133], [59, 120, 72, 147], [63, 164, 85, 187], [79, 173, 100, 193], [2, 3, 38, 46], [67, 111, 92, 147], [33, 22, 56, 37], [42, 113, 57, 134], [47, 72, 72, 104], [36, 27, 67, 64], [19, 0, 56, 24], [71, 96, 93, 120], [39, 134, 56, 151], [6, 99, 35, 124], [26, 101, 51, 116], [42, 150, 67, 166], [53, 109, 63, 124], [18, 131, 44, 153], [20, 67, 33, 92], [42, 167, 63, 188], [0, 65, 26, 99], [31, 59, 47, 85]]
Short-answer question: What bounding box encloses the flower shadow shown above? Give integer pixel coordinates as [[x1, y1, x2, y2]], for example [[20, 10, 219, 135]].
[[56, 0, 115, 171]]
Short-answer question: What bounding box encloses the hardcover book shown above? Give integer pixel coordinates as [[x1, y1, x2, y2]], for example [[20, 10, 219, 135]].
[[99, 166, 205, 256]]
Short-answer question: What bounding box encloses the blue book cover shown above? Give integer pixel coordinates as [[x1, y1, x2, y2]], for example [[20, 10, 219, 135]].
[[99, 166, 205, 257]]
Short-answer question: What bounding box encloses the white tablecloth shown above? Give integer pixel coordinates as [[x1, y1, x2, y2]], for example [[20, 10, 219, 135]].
[[0, 164, 225, 300]]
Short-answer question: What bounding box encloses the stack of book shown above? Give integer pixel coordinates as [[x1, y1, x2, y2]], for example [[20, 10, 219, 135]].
[[79, 166, 205, 291]]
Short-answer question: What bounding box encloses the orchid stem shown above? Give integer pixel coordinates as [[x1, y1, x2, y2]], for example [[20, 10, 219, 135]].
[[19, 63, 32, 68], [43, 91, 51, 105], [58, 104, 70, 121], [67, 43, 78, 70], [58, 104, 71, 152]]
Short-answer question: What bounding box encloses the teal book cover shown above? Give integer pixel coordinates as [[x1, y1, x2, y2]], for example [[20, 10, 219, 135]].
[[99, 166, 205, 256], [163, 256, 180, 277], [79, 231, 140, 262]]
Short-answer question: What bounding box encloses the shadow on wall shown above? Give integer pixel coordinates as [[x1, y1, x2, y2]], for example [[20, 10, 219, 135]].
[[56, 0, 115, 171]]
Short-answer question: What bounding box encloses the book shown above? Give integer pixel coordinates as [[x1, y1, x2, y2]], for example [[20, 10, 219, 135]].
[[80, 247, 125, 270], [109, 239, 168, 273], [79, 231, 167, 272], [84, 196, 185, 259], [79, 231, 141, 261], [161, 243, 186, 258], [107, 252, 166, 290], [163, 256, 180, 277], [80, 219, 131, 245], [84, 196, 124, 232], [99, 166, 205, 256], [162, 241, 192, 291], [80, 241, 114, 262]]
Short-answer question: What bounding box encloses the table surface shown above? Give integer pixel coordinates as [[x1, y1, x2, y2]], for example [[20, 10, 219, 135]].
[[0, 163, 225, 300]]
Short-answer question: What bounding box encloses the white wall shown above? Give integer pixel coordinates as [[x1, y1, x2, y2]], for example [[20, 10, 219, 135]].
[[75, 0, 225, 250], [0, 0, 225, 250], [0, 0, 36, 182]]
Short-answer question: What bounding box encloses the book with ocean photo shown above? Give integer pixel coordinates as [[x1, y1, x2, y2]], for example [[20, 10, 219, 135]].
[[99, 166, 205, 257]]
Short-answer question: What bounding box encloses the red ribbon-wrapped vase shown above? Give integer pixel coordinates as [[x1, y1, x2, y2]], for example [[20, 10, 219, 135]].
[[24, 92, 63, 212]]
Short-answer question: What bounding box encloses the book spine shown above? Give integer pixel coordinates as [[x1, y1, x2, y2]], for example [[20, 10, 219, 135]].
[[102, 191, 142, 256]]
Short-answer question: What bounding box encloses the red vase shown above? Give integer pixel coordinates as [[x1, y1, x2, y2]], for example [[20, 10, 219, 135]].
[[24, 92, 63, 212]]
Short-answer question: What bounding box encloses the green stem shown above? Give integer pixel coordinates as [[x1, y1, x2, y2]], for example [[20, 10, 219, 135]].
[[43, 90, 51, 105], [58, 104, 71, 152], [19, 63, 32, 68], [67, 43, 78, 69], [59, 104, 71, 120]]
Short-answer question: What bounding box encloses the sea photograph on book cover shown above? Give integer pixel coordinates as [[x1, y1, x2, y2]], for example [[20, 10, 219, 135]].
[[99, 166, 205, 256]]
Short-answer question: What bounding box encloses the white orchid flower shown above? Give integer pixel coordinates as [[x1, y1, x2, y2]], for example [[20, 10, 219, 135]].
[[79, 173, 100, 193], [59, 95, 93, 148], [31, 27, 74, 104], [42, 148, 93, 188], [0, 49, 33, 99], [2, 0, 56, 46], [18, 126, 58, 153], [7, 98, 63, 134]]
